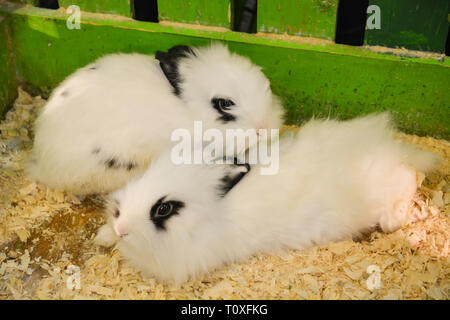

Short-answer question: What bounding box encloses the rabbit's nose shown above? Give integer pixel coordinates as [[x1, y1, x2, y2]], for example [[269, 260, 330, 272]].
[[114, 222, 129, 238]]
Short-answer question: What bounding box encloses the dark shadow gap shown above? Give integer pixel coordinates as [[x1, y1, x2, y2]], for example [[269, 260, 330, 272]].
[[132, 0, 159, 23], [445, 25, 450, 56], [335, 0, 369, 46], [232, 0, 257, 33], [36, 0, 59, 9]]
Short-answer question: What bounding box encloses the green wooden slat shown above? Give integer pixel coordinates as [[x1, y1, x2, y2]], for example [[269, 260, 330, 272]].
[[9, 0, 36, 4], [365, 0, 450, 53], [0, 16, 17, 119], [59, 0, 131, 17], [0, 2, 449, 139], [158, 0, 231, 28], [257, 0, 338, 40]]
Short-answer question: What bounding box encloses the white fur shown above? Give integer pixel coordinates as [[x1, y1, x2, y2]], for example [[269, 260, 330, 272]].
[[27, 44, 284, 194], [95, 113, 441, 283]]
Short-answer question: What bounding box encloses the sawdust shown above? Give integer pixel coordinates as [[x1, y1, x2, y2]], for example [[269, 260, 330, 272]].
[[0, 88, 448, 300], [254, 31, 334, 46], [364, 45, 447, 62]]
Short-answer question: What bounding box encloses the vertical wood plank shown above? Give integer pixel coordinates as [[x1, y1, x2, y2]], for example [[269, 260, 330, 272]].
[[365, 0, 450, 53], [58, 0, 132, 17], [257, 0, 338, 40], [0, 16, 18, 118], [158, 0, 231, 28], [9, 1, 37, 4]]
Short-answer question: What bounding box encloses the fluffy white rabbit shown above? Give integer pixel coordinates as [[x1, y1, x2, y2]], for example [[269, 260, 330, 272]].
[[27, 43, 284, 194], [95, 113, 440, 284]]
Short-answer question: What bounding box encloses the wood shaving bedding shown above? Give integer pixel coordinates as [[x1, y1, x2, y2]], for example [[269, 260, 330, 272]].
[[0, 88, 448, 300]]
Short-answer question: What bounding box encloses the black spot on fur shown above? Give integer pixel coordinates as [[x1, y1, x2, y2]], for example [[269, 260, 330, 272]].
[[101, 153, 137, 170], [150, 196, 185, 231], [218, 159, 251, 197], [88, 66, 98, 70], [126, 161, 137, 171], [105, 158, 119, 168], [155, 45, 196, 96], [92, 147, 101, 154], [218, 113, 236, 122]]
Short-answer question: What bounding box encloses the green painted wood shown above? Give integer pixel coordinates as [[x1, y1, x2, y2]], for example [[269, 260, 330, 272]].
[[158, 0, 231, 28], [1, 2, 447, 66], [257, 0, 338, 40], [0, 2, 449, 139], [0, 16, 17, 119], [9, 0, 36, 4], [59, 0, 132, 17], [365, 0, 450, 53]]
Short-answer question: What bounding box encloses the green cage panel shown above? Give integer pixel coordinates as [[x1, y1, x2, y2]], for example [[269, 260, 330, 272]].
[[257, 0, 338, 40], [0, 15, 17, 118], [365, 0, 450, 53], [158, 0, 232, 28], [59, 0, 132, 17], [0, 1, 449, 139]]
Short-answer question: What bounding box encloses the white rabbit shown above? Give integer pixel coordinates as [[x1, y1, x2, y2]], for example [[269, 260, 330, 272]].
[[27, 43, 284, 194], [95, 113, 440, 284]]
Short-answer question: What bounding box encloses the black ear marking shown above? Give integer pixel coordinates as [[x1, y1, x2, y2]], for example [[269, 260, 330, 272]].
[[218, 158, 251, 197], [167, 45, 196, 56], [155, 45, 196, 96]]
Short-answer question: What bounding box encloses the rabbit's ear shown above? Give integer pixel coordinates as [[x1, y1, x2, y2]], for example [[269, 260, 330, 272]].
[[155, 45, 196, 96], [218, 158, 251, 197]]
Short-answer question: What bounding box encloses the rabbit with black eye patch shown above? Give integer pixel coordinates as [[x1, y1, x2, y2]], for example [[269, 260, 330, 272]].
[[27, 43, 284, 195], [95, 113, 441, 284]]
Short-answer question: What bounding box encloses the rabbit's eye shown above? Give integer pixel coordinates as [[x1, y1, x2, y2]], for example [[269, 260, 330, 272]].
[[156, 203, 173, 217], [211, 98, 236, 122], [213, 98, 235, 111], [150, 196, 186, 231]]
